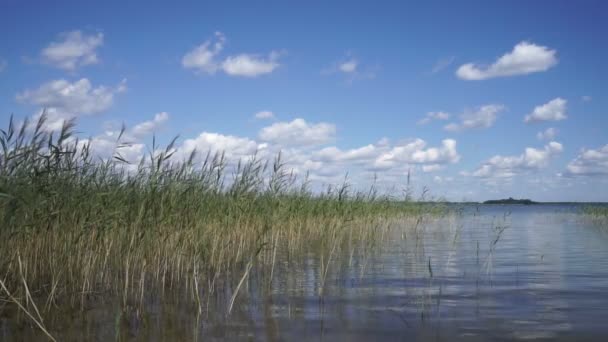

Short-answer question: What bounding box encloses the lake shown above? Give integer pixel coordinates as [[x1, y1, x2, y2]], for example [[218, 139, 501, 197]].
[[2, 204, 608, 341]]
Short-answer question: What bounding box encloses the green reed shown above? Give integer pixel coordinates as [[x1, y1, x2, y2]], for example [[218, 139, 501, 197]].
[[582, 205, 608, 226], [583, 206, 608, 216], [0, 113, 441, 328]]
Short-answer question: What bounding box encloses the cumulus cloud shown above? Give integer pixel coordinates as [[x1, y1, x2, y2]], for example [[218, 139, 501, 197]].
[[16, 78, 127, 130], [182, 32, 282, 77], [26, 108, 76, 132], [373, 139, 460, 170], [181, 32, 225, 74], [16, 78, 126, 114], [300, 137, 460, 181], [537, 127, 558, 141], [418, 111, 450, 125], [444, 105, 504, 132], [41, 30, 104, 71], [62, 110, 465, 193], [472, 142, 563, 178], [565, 144, 608, 176], [221, 51, 281, 77], [132, 112, 169, 138], [254, 110, 275, 120], [81, 133, 145, 164], [456, 41, 557, 80], [423, 164, 444, 173], [433, 175, 453, 183], [524, 98, 567, 123], [259, 118, 336, 146], [64, 112, 174, 167], [315, 144, 378, 163], [177, 132, 259, 161]]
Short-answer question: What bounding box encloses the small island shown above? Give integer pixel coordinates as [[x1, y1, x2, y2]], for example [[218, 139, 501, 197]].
[[483, 197, 538, 205]]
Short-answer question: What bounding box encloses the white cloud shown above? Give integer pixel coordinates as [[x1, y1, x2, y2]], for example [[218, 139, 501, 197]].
[[418, 111, 450, 125], [339, 59, 358, 73], [41, 30, 104, 71], [181, 32, 225, 74], [28, 108, 74, 132], [423, 164, 444, 173], [254, 110, 275, 120], [298, 137, 460, 181], [433, 175, 453, 183], [16, 78, 127, 130], [132, 112, 169, 138], [303, 159, 324, 171], [221, 51, 280, 77], [0, 59, 7, 72], [472, 142, 563, 178], [537, 127, 558, 141], [68, 112, 174, 166], [323, 54, 376, 82], [456, 41, 557, 80], [524, 98, 567, 123], [81, 133, 145, 164], [61, 110, 468, 194], [582, 95, 592, 102], [373, 139, 460, 170], [444, 105, 504, 132], [16, 78, 125, 114], [315, 144, 378, 163], [565, 144, 608, 176], [178, 132, 259, 161], [182, 32, 281, 77], [259, 118, 336, 146]]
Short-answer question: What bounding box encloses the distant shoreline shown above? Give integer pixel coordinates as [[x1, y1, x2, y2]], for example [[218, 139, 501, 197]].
[[483, 198, 537, 205], [418, 201, 608, 205]]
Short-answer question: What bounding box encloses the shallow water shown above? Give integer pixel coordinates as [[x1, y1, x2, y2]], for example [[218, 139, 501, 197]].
[[3, 204, 608, 341]]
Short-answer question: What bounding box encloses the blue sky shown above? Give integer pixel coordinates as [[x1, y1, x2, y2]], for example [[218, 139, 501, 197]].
[[1, 0, 607, 201]]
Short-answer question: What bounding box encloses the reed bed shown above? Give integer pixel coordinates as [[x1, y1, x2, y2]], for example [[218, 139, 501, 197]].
[[582, 206, 608, 217], [582, 205, 608, 226], [0, 114, 440, 333]]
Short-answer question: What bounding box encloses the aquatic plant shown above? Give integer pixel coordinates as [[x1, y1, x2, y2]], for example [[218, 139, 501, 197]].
[[582, 206, 608, 217], [582, 205, 608, 227], [0, 114, 441, 338]]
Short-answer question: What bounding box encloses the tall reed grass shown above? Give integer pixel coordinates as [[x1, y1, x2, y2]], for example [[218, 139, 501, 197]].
[[582, 206, 608, 216], [582, 205, 608, 226], [0, 113, 439, 333]]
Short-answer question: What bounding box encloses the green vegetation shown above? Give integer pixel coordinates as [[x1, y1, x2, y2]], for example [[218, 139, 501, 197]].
[[483, 197, 537, 205], [0, 114, 439, 336], [582, 205, 608, 224]]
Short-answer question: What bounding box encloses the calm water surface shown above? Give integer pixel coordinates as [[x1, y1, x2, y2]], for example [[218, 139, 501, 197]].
[[3, 204, 608, 341]]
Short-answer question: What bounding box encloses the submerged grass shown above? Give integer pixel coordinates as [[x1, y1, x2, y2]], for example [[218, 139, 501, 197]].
[[0, 114, 440, 334]]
